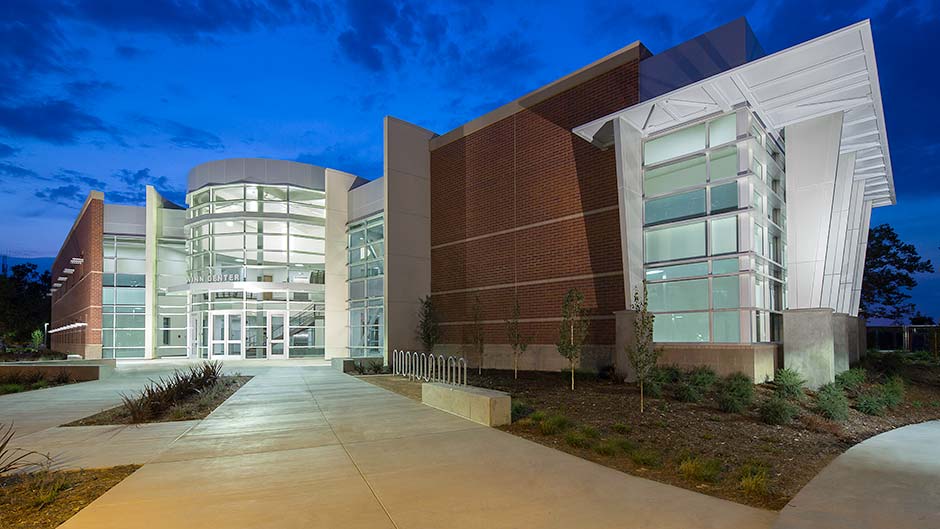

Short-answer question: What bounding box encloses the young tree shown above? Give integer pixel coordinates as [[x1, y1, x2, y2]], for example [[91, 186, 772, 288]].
[[861, 224, 934, 323], [557, 288, 589, 390], [416, 295, 440, 353], [625, 285, 658, 413], [471, 295, 485, 374], [505, 297, 529, 379], [30, 329, 44, 351]]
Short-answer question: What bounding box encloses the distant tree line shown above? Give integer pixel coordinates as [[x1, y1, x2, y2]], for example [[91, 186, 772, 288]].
[[0, 263, 51, 349]]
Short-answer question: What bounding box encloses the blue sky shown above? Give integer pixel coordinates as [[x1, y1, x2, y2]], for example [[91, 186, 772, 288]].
[[1, 0, 938, 316]]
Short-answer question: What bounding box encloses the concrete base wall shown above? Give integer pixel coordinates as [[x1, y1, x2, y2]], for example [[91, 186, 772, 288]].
[[330, 357, 384, 373], [784, 309, 863, 388], [656, 343, 779, 383], [434, 343, 613, 373]]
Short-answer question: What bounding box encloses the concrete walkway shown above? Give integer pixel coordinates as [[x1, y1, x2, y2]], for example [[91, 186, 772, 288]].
[[4, 363, 775, 529], [774, 420, 940, 529]]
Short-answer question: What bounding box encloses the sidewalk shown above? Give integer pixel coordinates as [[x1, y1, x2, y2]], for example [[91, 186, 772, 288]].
[[5, 364, 775, 528]]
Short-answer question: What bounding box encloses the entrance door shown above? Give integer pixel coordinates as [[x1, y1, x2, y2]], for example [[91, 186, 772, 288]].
[[209, 311, 243, 359], [268, 311, 287, 359]]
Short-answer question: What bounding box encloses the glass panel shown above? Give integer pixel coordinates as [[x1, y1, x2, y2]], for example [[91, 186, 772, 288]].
[[710, 182, 738, 213], [213, 186, 244, 201], [653, 312, 710, 342], [644, 189, 705, 225], [753, 224, 764, 256], [115, 288, 145, 305], [366, 223, 383, 242], [644, 123, 706, 165], [709, 113, 736, 146], [644, 156, 706, 196], [710, 146, 738, 181], [710, 216, 738, 255], [213, 315, 225, 341], [229, 315, 241, 341], [644, 222, 705, 263], [712, 275, 740, 309], [645, 262, 708, 281], [349, 280, 365, 299], [114, 330, 145, 347], [712, 258, 739, 274], [648, 279, 708, 312], [349, 230, 366, 247], [713, 311, 740, 342], [271, 315, 284, 341]]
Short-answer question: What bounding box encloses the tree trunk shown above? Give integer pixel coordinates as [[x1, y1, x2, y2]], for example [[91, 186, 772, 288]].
[[514, 356, 518, 379], [640, 380, 644, 414], [570, 362, 575, 390]]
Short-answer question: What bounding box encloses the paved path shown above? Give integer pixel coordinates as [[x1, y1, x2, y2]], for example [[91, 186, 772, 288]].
[[774, 420, 940, 529], [5, 363, 775, 529]]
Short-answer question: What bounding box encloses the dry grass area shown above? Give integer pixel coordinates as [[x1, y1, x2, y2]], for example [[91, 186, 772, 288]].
[[0, 465, 138, 529], [65, 376, 250, 426], [356, 374, 423, 401], [463, 353, 940, 511]]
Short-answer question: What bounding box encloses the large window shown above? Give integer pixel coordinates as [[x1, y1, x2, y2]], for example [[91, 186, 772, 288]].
[[185, 184, 327, 286], [102, 236, 146, 359], [642, 109, 787, 343], [347, 214, 384, 358]]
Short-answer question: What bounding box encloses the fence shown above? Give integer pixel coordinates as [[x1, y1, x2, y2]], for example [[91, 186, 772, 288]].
[[867, 325, 940, 354], [391, 349, 467, 386]]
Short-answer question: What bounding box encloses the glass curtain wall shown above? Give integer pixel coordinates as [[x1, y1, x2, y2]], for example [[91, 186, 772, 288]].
[[642, 108, 787, 343], [102, 236, 146, 358], [185, 183, 328, 358], [156, 239, 187, 357], [347, 215, 384, 358]]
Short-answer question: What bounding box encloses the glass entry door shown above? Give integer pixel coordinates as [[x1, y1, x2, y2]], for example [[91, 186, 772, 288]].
[[209, 311, 243, 359], [268, 311, 287, 359]]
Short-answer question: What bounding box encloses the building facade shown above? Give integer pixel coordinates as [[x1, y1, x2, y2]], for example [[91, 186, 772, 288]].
[[50, 19, 893, 387]]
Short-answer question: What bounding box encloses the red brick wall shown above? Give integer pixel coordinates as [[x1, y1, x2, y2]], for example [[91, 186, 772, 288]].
[[429, 55, 642, 353], [50, 196, 104, 357]]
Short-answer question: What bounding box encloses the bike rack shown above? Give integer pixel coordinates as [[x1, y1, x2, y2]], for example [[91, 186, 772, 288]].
[[391, 348, 466, 386]]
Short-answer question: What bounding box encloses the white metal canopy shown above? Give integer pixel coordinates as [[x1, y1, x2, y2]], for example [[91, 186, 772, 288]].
[[573, 20, 895, 207]]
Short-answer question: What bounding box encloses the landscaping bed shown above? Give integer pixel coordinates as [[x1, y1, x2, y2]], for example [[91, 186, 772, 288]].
[[0, 465, 138, 529], [467, 352, 940, 510], [356, 374, 423, 401], [0, 370, 79, 396], [66, 362, 250, 426]]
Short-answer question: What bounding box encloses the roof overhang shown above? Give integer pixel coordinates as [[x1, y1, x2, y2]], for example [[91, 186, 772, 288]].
[[573, 20, 895, 207]]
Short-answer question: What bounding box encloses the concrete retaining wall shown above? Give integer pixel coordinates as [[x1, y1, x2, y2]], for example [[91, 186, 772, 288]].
[[0, 359, 116, 381], [422, 382, 511, 427]]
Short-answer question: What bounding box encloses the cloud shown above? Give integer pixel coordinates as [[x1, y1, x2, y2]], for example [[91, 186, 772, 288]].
[[0, 99, 113, 144], [34, 184, 84, 206], [134, 116, 225, 150], [69, 0, 333, 42], [337, 0, 455, 72], [115, 44, 144, 59], [56, 168, 108, 189], [64, 80, 118, 100], [0, 142, 17, 158], [0, 1, 73, 101], [0, 161, 37, 178]]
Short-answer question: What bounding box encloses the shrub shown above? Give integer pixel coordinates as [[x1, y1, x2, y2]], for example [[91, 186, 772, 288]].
[[368, 359, 385, 374], [835, 368, 867, 394], [760, 396, 797, 425], [120, 361, 224, 423], [511, 401, 534, 422], [675, 380, 704, 403], [51, 370, 71, 385], [717, 372, 754, 413], [815, 383, 849, 421], [611, 423, 632, 435], [882, 375, 905, 408], [611, 437, 637, 453], [773, 368, 806, 400], [687, 366, 718, 391], [855, 389, 887, 416], [528, 410, 547, 423], [564, 431, 594, 448], [678, 455, 723, 483], [738, 462, 770, 496], [539, 414, 571, 435], [580, 425, 600, 439], [629, 447, 662, 467], [594, 440, 618, 456], [801, 414, 843, 435]]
